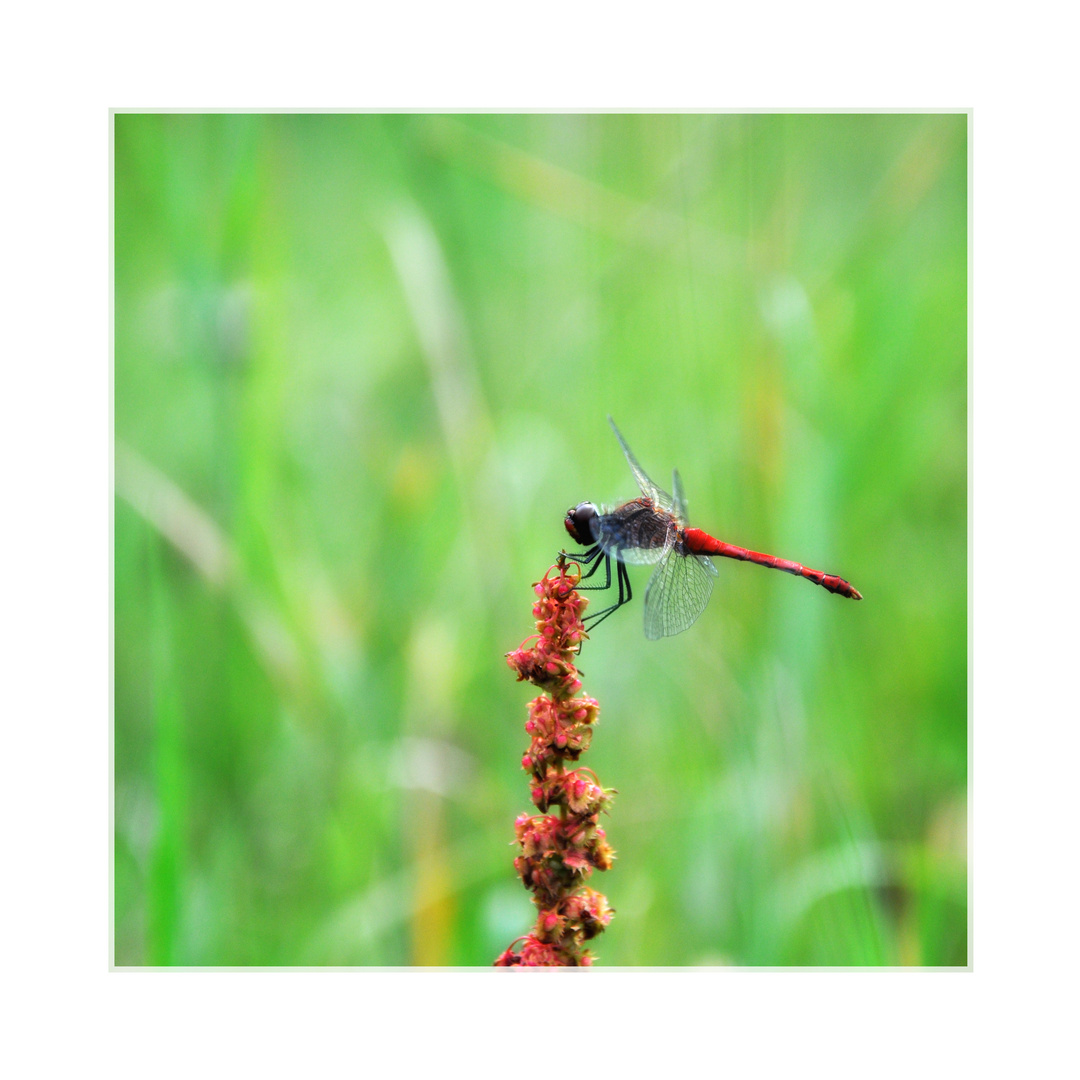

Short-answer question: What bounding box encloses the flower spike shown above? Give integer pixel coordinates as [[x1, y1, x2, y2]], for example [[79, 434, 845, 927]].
[[497, 555, 616, 966]]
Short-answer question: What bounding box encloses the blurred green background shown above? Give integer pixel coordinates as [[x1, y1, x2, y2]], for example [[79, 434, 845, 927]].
[[114, 113, 967, 966]]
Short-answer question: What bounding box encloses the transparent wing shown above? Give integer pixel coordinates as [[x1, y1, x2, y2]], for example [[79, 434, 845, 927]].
[[643, 551, 717, 640], [608, 417, 676, 512], [672, 469, 689, 524]]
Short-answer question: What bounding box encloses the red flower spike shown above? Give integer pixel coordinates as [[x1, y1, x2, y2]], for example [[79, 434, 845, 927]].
[[497, 557, 616, 967]]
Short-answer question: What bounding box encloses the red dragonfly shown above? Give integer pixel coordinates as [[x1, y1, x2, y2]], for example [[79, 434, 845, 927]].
[[563, 418, 862, 639]]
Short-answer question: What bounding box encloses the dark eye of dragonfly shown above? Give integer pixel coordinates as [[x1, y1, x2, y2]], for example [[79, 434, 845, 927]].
[[564, 502, 599, 545]]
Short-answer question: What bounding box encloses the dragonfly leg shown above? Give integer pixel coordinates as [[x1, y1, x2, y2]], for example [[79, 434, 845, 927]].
[[581, 559, 633, 632], [561, 545, 606, 584], [570, 549, 611, 591]]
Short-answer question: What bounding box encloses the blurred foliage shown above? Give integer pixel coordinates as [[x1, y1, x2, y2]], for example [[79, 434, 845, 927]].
[[114, 113, 967, 966]]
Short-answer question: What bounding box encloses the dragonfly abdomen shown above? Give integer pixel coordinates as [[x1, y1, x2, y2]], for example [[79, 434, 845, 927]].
[[682, 528, 862, 600]]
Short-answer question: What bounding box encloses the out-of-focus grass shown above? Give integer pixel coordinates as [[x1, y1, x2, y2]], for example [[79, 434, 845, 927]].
[[114, 113, 967, 966]]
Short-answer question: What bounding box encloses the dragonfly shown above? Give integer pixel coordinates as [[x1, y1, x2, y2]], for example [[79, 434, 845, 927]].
[[563, 418, 862, 639]]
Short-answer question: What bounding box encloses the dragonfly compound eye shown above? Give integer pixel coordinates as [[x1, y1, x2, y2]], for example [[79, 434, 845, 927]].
[[564, 502, 599, 545]]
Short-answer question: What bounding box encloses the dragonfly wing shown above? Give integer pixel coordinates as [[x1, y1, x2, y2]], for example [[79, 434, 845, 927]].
[[643, 549, 716, 639], [608, 417, 676, 512], [672, 468, 689, 524]]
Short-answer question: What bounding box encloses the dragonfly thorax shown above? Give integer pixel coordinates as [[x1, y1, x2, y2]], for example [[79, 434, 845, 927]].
[[564, 502, 600, 546]]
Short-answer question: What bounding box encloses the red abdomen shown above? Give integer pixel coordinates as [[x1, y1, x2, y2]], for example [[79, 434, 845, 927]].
[[683, 528, 862, 600]]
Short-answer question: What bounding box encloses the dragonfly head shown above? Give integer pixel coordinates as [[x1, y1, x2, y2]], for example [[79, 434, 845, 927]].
[[564, 502, 599, 545]]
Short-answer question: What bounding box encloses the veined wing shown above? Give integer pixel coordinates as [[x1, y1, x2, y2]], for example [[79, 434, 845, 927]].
[[672, 468, 689, 525], [643, 550, 717, 640], [608, 417, 676, 513], [595, 498, 677, 566]]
